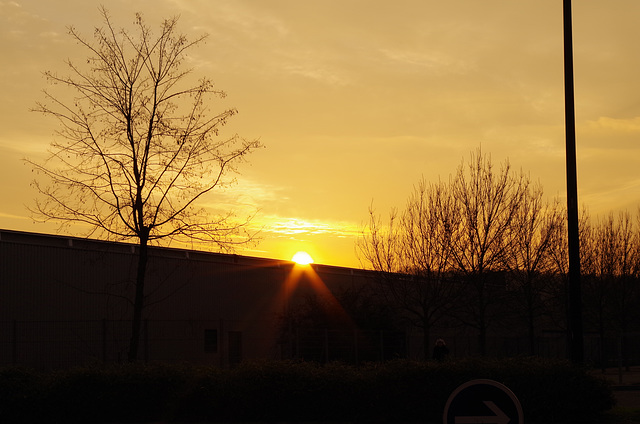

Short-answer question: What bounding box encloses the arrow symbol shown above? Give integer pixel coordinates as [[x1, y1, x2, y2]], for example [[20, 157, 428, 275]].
[[455, 401, 510, 424]]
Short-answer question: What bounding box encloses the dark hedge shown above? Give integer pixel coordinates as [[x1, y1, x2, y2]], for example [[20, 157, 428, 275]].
[[0, 357, 614, 423]]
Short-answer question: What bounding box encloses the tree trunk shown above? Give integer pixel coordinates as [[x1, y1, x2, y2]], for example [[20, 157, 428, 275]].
[[599, 323, 606, 372], [128, 231, 149, 362], [478, 280, 487, 356], [423, 324, 430, 361], [479, 323, 487, 356], [528, 311, 536, 356]]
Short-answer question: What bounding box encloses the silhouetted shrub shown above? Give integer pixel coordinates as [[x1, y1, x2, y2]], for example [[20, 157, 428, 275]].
[[0, 358, 614, 423], [0, 368, 44, 423]]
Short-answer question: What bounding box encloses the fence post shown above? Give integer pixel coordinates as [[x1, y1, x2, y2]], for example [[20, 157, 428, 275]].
[[324, 328, 329, 363], [143, 319, 149, 363], [288, 318, 293, 359], [618, 332, 623, 384], [354, 328, 358, 366], [219, 318, 224, 367], [404, 327, 409, 359], [295, 326, 299, 359], [102, 319, 107, 363], [12, 320, 17, 366]]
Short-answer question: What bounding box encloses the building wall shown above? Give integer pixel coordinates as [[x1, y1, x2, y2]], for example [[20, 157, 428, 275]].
[[7, 229, 618, 367], [0, 229, 371, 369]]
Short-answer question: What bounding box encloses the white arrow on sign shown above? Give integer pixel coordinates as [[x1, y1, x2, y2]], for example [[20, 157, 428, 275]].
[[454, 401, 510, 424]]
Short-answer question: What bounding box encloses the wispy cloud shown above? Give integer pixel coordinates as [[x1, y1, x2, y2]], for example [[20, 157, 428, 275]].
[[281, 63, 350, 86], [0, 211, 29, 221], [587, 116, 640, 133], [379, 48, 474, 75], [580, 178, 640, 214], [261, 216, 359, 239]]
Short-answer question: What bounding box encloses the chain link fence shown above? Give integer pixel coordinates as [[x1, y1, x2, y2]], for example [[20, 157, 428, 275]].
[[3, 320, 640, 369]]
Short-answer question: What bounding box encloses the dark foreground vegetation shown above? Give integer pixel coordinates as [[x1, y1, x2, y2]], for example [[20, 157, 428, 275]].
[[0, 357, 614, 423]]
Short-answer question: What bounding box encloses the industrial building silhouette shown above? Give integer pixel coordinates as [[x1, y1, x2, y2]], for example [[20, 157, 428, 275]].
[[2, 229, 621, 369], [1, 229, 383, 368]]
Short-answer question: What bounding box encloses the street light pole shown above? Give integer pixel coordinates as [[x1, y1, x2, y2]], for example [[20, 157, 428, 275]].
[[563, 0, 584, 363]]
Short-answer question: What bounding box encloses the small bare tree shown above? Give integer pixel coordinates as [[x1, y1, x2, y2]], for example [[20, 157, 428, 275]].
[[449, 149, 528, 355], [399, 178, 462, 355], [506, 184, 564, 354], [358, 204, 403, 277], [357, 178, 462, 359], [29, 8, 262, 361], [584, 211, 640, 368]]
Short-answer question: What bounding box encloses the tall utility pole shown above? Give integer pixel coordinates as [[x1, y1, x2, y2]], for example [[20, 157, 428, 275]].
[[563, 0, 584, 363]]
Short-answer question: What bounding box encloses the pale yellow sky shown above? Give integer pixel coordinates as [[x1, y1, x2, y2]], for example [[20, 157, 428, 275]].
[[1, 0, 640, 268]]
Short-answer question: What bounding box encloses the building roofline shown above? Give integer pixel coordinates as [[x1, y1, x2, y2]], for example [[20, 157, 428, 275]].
[[0, 228, 372, 277]]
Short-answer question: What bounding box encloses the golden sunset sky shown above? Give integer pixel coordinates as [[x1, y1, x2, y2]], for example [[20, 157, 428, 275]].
[[1, 0, 639, 268]]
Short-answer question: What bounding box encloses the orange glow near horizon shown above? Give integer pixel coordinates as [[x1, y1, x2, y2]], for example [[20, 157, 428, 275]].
[[4, 1, 640, 271], [278, 261, 354, 328]]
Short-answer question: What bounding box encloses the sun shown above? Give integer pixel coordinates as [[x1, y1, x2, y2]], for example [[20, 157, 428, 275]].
[[292, 251, 314, 265]]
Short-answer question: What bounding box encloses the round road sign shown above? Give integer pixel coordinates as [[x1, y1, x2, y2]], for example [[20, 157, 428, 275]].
[[443, 379, 523, 424]]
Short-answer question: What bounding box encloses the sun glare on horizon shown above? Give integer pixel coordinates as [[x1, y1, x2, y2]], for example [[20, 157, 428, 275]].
[[292, 251, 314, 265]]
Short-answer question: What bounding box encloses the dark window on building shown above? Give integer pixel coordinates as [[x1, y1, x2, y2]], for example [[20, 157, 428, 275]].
[[204, 329, 218, 353]]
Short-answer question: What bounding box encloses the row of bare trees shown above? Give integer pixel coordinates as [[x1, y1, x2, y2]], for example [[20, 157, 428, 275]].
[[357, 149, 640, 360], [581, 212, 640, 364]]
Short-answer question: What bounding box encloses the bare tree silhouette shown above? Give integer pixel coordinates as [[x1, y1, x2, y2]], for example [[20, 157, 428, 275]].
[[583, 211, 640, 368], [359, 149, 540, 357], [358, 179, 463, 359], [506, 184, 564, 354], [448, 149, 528, 355], [28, 8, 262, 361]]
